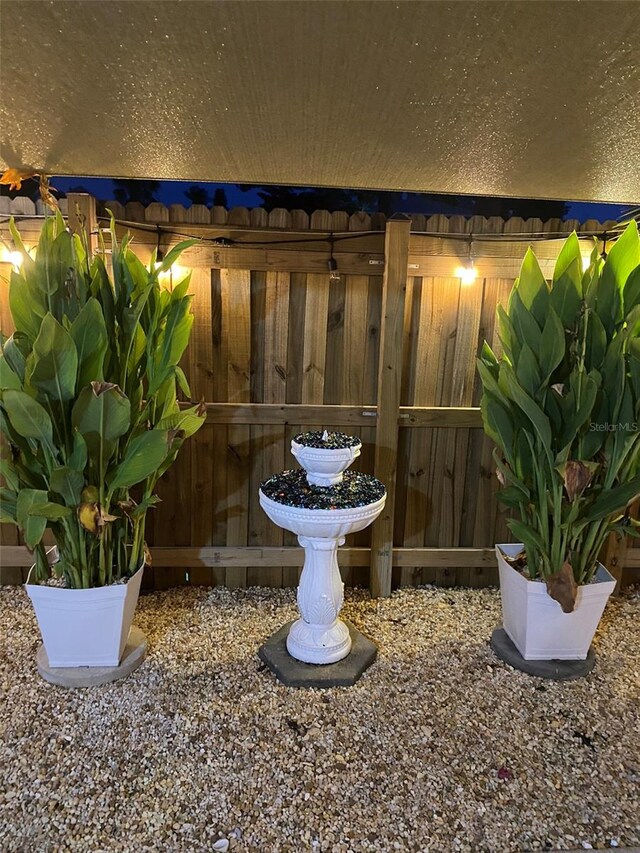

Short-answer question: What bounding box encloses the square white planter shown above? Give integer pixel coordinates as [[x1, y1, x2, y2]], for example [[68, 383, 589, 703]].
[[496, 544, 616, 661], [25, 566, 144, 668]]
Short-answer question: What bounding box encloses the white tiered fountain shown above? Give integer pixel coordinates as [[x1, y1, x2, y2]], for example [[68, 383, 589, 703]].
[[258, 431, 386, 684]]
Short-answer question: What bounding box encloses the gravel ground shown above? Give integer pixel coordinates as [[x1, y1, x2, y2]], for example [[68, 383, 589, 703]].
[[0, 583, 638, 853]]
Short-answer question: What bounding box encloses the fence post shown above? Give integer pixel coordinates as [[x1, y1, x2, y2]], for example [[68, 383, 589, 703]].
[[370, 214, 411, 597], [66, 193, 98, 251], [600, 498, 639, 594]]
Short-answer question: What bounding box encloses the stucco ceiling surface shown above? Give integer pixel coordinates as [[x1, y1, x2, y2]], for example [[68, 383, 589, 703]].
[[1, 1, 639, 203]]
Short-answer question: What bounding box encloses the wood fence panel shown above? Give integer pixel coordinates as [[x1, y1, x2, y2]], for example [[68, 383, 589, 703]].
[[3, 207, 638, 591]]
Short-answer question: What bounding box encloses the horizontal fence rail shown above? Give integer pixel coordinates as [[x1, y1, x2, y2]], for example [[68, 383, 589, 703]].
[[0, 197, 636, 593]]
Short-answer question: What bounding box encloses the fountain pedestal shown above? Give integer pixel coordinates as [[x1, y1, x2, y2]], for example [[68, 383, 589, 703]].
[[258, 432, 386, 686], [288, 535, 350, 664]]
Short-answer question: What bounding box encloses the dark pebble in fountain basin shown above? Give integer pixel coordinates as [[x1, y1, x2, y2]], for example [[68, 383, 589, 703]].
[[293, 431, 361, 449], [260, 469, 385, 509]]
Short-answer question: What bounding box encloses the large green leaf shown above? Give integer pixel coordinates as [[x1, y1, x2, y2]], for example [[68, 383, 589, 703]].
[[496, 305, 520, 364], [2, 389, 54, 451], [516, 344, 541, 397], [516, 247, 549, 327], [584, 474, 640, 522], [68, 428, 88, 471], [585, 310, 607, 370], [157, 403, 206, 439], [538, 307, 566, 383], [509, 289, 542, 353], [0, 458, 19, 492], [623, 264, 640, 316], [70, 298, 108, 391], [0, 487, 17, 523], [27, 314, 78, 403], [0, 352, 22, 391], [494, 449, 530, 498], [127, 325, 146, 374], [602, 220, 640, 299], [154, 239, 197, 274], [31, 215, 74, 302], [551, 233, 584, 328], [16, 488, 48, 549], [2, 335, 27, 382], [477, 359, 511, 409], [28, 501, 72, 520], [174, 365, 192, 398], [71, 383, 131, 473], [148, 296, 193, 395], [9, 270, 45, 341], [502, 363, 553, 460], [552, 232, 582, 286], [557, 371, 599, 452], [506, 518, 547, 555], [50, 466, 84, 506], [108, 429, 169, 491]]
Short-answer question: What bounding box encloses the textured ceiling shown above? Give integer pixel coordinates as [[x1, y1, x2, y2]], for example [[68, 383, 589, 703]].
[[1, 1, 639, 203]]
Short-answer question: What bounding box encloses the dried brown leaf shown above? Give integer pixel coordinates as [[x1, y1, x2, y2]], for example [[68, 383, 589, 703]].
[[546, 560, 578, 612]]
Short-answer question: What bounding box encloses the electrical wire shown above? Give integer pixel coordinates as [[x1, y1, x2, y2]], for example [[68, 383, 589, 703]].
[[0, 213, 630, 247]]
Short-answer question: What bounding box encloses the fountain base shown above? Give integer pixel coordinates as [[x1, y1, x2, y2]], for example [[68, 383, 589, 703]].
[[259, 620, 377, 687], [287, 616, 351, 664]]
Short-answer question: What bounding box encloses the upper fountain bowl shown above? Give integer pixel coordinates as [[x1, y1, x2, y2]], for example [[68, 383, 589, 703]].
[[291, 431, 362, 486]]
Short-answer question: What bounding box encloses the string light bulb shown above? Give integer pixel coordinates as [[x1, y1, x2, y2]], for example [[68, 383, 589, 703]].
[[455, 237, 477, 285], [1, 248, 23, 269], [328, 234, 340, 282]]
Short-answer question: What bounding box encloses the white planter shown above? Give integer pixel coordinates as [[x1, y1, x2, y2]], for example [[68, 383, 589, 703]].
[[25, 566, 144, 667], [291, 438, 361, 486], [496, 543, 616, 661]]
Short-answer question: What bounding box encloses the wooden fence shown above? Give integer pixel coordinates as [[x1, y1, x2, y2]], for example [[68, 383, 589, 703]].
[[1, 194, 638, 592]]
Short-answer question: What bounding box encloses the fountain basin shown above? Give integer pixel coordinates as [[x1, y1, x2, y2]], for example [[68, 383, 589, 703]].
[[259, 490, 386, 539], [291, 436, 362, 486]]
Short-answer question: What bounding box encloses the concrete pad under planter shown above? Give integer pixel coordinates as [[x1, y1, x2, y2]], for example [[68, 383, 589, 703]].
[[36, 627, 148, 688], [259, 620, 377, 687], [490, 627, 595, 680]]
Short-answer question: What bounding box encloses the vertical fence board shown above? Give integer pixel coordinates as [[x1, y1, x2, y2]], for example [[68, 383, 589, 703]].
[[324, 277, 346, 405], [370, 217, 411, 597], [302, 274, 330, 404], [224, 269, 252, 588], [248, 272, 290, 587]]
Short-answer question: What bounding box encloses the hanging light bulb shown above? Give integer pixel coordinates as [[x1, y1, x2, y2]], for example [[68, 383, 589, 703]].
[[328, 234, 340, 282], [153, 225, 173, 285], [1, 248, 23, 269], [455, 237, 477, 285]]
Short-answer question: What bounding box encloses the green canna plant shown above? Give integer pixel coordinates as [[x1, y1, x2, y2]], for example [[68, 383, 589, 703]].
[[478, 221, 640, 612], [0, 212, 206, 588]]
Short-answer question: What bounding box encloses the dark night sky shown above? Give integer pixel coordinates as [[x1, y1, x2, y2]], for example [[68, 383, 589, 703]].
[[5, 175, 636, 223]]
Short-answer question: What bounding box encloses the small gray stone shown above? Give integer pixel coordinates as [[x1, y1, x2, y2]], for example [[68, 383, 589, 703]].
[[258, 620, 377, 687], [36, 627, 147, 688], [490, 627, 595, 681]]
